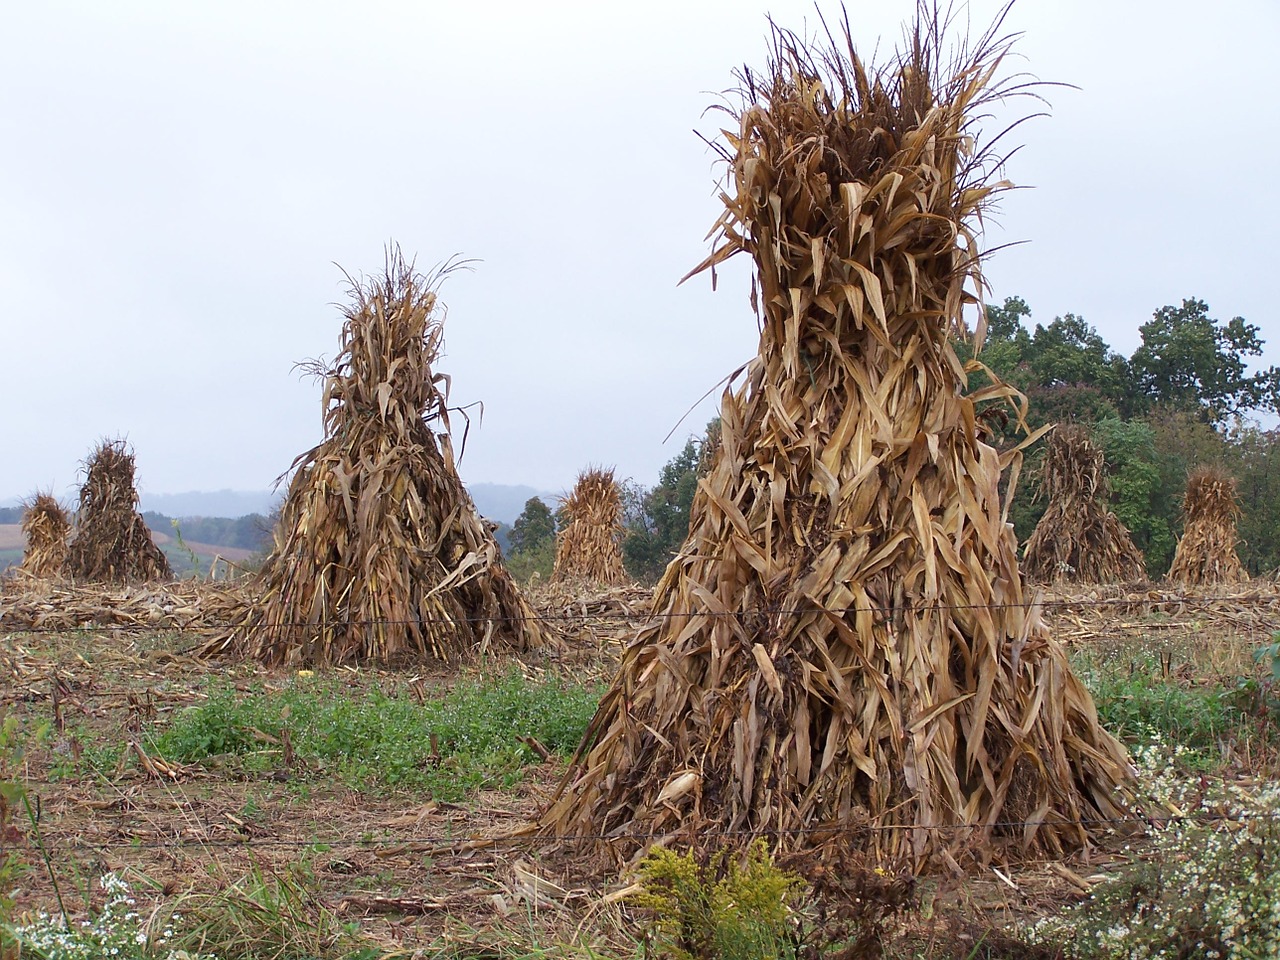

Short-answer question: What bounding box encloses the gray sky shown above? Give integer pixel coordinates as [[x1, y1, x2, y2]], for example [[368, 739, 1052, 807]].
[[4, 0, 1277, 503]]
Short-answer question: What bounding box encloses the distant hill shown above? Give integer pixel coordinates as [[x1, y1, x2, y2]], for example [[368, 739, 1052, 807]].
[[2, 484, 558, 529], [0, 478, 553, 573], [139, 490, 280, 518], [467, 483, 560, 525]]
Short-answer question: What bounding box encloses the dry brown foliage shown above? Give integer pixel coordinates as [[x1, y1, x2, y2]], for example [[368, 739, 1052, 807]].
[[19, 493, 70, 579], [552, 467, 626, 586], [1023, 425, 1146, 584], [1166, 466, 1248, 586], [205, 251, 554, 666], [538, 12, 1131, 870], [0, 578, 244, 631], [66, 440, 172, 583]]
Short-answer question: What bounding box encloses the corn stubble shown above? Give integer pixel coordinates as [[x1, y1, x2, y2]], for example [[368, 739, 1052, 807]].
[[1023, 425, 1146, 584], [1166, 467, 1247, 585], [553, 467, 627, 586], [539, 14, 1131, 868], [66, 440, 173, 583], [19, 493, 70, 579], [208, 253, 553, 665]]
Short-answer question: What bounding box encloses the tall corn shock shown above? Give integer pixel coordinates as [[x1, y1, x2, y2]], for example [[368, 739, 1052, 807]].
[[1023, 424, 1146, 584], [540, 12, 1132, 870], [553, 467, 627, 586], [207, 251, 555, 665], [1167, 466, 1247, 585], [19, 493, 70, 580], [67, 440, 173, 583]]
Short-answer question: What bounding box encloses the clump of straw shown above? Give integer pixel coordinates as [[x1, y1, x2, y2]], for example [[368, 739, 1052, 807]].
[[66, 440, 172, 582], [552, 467, 627, 586], [538, 11, 1131, 870], [1023, 425, 1146, 584], [19, 493, 71, 579], [207, 250, 554, 665], [1166, 467, 1247, 585]]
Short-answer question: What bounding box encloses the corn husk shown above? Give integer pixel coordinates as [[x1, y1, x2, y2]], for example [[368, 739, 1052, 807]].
[[66, 440, 172, 583], [1023, 425, 1146, 584], [19, 493, 70, 580], [552, 467, 626, 586], [204, 252, 555, 665], [1166, 467, 1247, 585], [537, 14, 1131, 870]]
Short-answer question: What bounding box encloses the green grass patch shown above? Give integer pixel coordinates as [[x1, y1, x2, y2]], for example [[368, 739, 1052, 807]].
[[149, 671, 602, 798], [1072, 648, 1266, 765]]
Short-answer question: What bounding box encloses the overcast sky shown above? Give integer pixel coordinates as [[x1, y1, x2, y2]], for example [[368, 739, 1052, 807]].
[[4, 0, 1276, 504]]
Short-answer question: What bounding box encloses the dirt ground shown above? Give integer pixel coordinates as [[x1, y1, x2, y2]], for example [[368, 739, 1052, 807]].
[[2, 579, 1277, 956]]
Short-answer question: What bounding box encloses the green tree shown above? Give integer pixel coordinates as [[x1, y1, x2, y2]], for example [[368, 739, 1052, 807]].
[[623, 420, 720, 583], [957, 296, 1031, 388], [1092, 418, 1176, 577], [509, 497, 555, 555], [1024, 313, 1130, 399], [963, 299, 1129, 433], [506, 497, 556, 582], [1229, 426, 1280, 575], [1129, 298, 1280, 422]]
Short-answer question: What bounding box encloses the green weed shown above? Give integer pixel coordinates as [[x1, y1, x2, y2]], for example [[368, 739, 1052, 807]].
[[1071, 649, 1260, 764], [149, 671, 601, 797], [634, 840, 804, 960], [159, 861, 368, 960]]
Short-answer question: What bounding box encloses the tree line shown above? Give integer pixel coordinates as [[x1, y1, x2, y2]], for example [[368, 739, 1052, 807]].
[[505, 296, 1280, 582], [969, 296, 1280, 576]]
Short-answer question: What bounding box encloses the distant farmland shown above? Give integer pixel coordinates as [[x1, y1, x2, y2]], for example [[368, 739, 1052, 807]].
[[0, 524, 256, 572]]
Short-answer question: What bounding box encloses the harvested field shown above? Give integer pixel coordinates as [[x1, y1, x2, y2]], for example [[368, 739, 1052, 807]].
[[0, 526, 255, 575], [3, 578, 1280, 957]]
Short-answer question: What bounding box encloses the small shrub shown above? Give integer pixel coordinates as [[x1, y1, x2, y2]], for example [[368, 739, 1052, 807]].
[[634, 839, 803, 960], [1236, 633, 1280, 715]]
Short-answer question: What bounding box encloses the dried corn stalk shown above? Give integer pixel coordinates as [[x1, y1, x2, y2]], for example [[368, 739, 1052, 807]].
[[1023, 425, 1146, 584], [1166, 467, 1247, 585], [539, 13, 1131, 870], [67, 440, 172, 583], [552, 467, 626, 586], [206, 251, 554, 665], [19, 493, 70, 579]]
